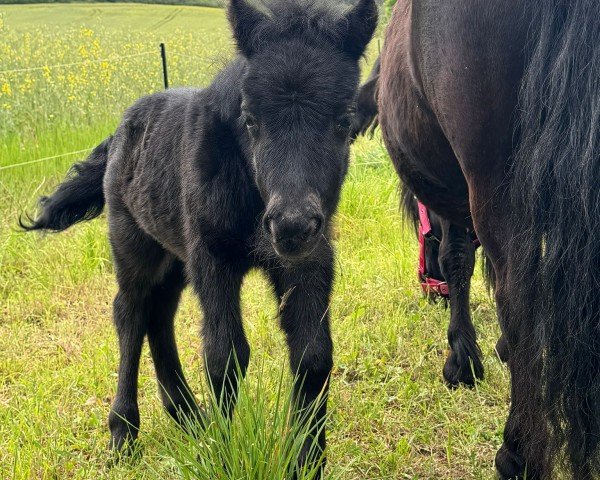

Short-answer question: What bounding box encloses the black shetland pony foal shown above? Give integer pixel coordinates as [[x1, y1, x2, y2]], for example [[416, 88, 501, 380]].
[[21, 0, 377, 473]]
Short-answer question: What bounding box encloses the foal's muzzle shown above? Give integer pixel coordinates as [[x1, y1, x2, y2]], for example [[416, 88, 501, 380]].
[[263, 202, 324, 260]]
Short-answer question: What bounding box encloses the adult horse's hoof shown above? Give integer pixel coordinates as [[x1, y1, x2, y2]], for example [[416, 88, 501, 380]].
[[443, 349, 484, 388], [495, 442, 536, 480], [495, 335, 510, 363]]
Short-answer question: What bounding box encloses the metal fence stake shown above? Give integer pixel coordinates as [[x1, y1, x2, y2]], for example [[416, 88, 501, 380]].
[[160, 43, 169, 90]]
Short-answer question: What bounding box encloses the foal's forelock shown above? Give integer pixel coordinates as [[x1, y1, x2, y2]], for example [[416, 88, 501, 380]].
[[228, 0, 378, 61]]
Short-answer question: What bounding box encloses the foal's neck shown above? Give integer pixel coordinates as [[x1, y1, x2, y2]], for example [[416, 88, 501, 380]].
[[206, 56, 247, 126]]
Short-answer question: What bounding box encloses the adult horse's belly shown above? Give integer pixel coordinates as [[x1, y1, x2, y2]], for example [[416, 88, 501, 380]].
[[378, 0, 472, 228]]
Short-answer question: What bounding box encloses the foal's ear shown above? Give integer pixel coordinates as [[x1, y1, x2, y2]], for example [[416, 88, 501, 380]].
[[228, 0, 268, 57], [340, 0, 378, 60]]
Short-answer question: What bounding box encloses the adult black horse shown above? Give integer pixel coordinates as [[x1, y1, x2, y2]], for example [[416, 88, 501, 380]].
[[21, 0, 377, 475], [352, 59, 498, 388], [378, 1, 598, 478]]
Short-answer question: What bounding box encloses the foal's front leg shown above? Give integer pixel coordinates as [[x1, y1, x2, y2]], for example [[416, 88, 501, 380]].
[[190, 248, 250, 416], [269, 250, 334, 477]]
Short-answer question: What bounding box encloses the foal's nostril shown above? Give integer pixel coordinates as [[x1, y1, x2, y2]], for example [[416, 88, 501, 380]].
[[262, 215, 272, 236], [309, 216, 323, 236], [302, 216, 322, 239]]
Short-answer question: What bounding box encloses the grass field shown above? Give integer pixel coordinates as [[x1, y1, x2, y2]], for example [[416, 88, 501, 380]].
[[0, 4, 508, 479]]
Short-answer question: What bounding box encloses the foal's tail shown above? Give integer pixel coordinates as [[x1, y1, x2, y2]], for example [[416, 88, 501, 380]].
[[20, 136, 112, 232], [507, 0, 599, 477]]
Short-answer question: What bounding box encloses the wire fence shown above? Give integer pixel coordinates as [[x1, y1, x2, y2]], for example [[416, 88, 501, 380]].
[[1, 46, 385, 174], [1, 45, 169, 173], [0, 148, 94, 172], [0, 51, 156, 76]]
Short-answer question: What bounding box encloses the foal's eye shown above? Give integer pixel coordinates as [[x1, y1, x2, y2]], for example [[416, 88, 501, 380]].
[[336, 114, 353, 134], [244, 114, 258, 135]]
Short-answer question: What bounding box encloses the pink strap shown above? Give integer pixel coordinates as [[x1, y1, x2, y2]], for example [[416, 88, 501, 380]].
[[417, 200, 450, 298], [416, 201, 480, 298], [421, 277, 450, 297], [418, 201, 432, 237]]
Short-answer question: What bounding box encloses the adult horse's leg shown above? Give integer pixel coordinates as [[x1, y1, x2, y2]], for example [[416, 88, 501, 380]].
[[268, 249, 334, 477], [438, 219, 482, 387], [435, 60, 541, 480], [147, 261, 199, 424], [107, 207, 172, 452], [409, 194, 483, 386], [190, 249, 250, 417], [490, 262, 542, 480], [495, 333, 509, 363], [394, 1, 540, 474]]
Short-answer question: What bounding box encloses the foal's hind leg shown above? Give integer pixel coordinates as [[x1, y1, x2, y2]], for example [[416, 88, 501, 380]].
[[147, 261, 199, 425], [438, 219, 483, 387], [107, 209, 189, 451], [109, 285, 149, 452]]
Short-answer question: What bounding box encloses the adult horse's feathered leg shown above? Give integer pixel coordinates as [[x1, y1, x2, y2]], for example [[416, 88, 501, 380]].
[[438, 219, 482, 387]]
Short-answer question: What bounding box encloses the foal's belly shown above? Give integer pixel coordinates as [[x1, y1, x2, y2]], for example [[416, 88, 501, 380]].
[[378, 0, 472, 228], [125, 165, 188, 259]]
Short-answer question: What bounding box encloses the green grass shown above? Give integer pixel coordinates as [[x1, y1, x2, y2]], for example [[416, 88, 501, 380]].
[[0, 4, 508, 479]]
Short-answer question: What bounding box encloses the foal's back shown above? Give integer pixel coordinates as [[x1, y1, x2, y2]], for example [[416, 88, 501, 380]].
[[104, 60, 255, 261]]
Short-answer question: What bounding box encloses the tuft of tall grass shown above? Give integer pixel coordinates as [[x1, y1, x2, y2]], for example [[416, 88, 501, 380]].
[[146, 362, 338, 480]]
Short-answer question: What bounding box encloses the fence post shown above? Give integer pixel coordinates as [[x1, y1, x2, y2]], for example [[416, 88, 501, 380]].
[[160, 43, 169, 90]]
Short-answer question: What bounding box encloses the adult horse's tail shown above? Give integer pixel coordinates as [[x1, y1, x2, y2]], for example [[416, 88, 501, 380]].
[[507, 0, 599, 477], [20, 136, 112, 232]]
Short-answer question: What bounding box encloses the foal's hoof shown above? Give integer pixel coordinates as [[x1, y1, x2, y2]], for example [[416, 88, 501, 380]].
[[107, 432, 141, 467], [495, 335, 510, 363], [292, 439, 325, 480], [108, 405, 140, 457], [108, 428, 139, 458], [495, 443, 530, 480], [291, 458, 325, 480], [167, 403, 208, 438], [443, 350, 484, 388]]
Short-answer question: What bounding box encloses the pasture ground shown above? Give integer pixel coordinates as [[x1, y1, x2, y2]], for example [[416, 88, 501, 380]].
[[0, 4, 507, 479]]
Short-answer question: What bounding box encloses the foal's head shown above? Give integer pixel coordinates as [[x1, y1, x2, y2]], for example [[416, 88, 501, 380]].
[[229, 0, 377, 260]]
